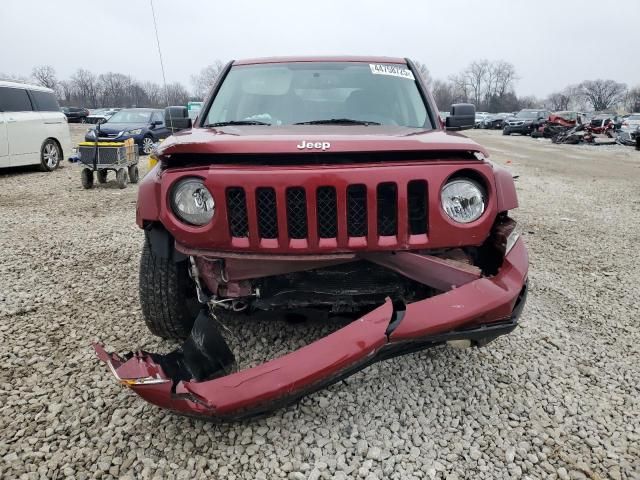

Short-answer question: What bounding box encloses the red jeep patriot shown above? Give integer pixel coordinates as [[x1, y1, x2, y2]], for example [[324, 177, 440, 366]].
[[95, 56, 528, 420]]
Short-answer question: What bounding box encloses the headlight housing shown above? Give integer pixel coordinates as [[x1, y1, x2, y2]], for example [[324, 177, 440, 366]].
[[86, 129, 96, 138], [126, 128, 142, 136], [441, 178, 486, 223], [170, 178, 215, 226]]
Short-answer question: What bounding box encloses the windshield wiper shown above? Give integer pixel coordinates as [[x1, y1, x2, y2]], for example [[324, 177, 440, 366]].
[[294, 118, 380, 126], [206, 120, 271, 127]]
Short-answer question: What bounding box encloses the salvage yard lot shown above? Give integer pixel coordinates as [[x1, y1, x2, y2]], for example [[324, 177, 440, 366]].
[[1, 125, 639, 479]]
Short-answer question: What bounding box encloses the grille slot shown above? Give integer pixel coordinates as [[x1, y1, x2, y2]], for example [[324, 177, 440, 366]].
[[407, 180, 428, 235], [256, 188, 278, 239], [377, 183, 397, 236], [316, 187, 338, 238], [347, 184, 367, 237], [286, 187, 308, 239], [226, 188, 249, 237]]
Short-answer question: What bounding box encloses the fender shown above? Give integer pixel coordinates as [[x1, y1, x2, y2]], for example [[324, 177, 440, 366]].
[[492, 163, 518, 212], [136, 163, 163, 227]]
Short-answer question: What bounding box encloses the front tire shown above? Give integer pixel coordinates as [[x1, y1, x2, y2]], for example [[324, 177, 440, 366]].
[[139, 240, 200, 339], [40, 139, 61, 171], [97, 170, 108, 183], [503, 129, 510, 136]]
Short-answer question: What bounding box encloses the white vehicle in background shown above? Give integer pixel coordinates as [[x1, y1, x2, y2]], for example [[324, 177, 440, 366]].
[[474, 111, 491, 128], [0, 81, 71, 171], [621, 113, 640, 130], [86, 108, 120, 124]]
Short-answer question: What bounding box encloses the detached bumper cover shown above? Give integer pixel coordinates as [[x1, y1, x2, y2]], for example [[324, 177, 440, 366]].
[[94, 238, 528, 420]]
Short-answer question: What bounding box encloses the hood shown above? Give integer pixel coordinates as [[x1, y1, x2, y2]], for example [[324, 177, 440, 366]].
[[94, 122, 147, 134], [156, 125, 488, 159]]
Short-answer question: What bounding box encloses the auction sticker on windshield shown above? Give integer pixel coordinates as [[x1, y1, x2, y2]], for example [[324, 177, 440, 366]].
[[369, 64, 415, 80]]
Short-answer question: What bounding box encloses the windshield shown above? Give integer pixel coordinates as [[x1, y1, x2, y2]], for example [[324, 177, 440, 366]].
[[204, 62, 431, 128], [628, 114, 640, 120], [108, 110, 152, 123], [516, 110, 539, 119]]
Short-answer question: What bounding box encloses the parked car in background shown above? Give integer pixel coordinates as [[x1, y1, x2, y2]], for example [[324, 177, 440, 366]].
[[474, 112, 491, 128], [86, 108, 119, 124], [481, 113, 510, 129], [61, 106, 90, 123], [84, 108, 171, 154], [620, 113, 640, 131], [503, 109, 550, 135], [589, 115, 615, 136], [0, 81, 71, 171], [548, 111, 581, 127]]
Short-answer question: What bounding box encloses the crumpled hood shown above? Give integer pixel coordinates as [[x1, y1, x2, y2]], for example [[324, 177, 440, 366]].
[[156, 125, 488, 158]]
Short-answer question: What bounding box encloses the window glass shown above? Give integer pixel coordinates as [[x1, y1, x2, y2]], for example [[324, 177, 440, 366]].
[[151, 111, 164, 124], [0, 87, 33, 112], [205, 62, 431, 128], [30, 90, 60, 112], [107, 110, 152, 123]]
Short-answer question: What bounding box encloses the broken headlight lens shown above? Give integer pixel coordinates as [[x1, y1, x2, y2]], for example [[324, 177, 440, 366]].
[[171, 178, 215, 226], [441, 179, 486, 223]]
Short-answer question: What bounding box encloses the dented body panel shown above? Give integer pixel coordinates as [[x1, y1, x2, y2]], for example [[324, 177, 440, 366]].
[[95, 237, 528, 420], [98, 56, 529, 420]]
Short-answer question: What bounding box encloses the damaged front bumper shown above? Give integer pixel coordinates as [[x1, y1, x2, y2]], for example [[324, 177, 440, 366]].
[[94, 238, 528, 421]]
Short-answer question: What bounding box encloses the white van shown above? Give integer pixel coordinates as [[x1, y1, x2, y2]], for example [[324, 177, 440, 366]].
[[0, 81, 71, 171]]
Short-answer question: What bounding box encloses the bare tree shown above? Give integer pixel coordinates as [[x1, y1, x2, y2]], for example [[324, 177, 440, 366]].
[[190, 61, 225, 99], [623, 86, 640, 112], [518, 95, 541, 109], [431, 79, 455, 110], [412, 61, 432, 86], [71, 69, 100, 107], [580, 79, 627, 111], [166, 82, 190, 106], [464, 60, 490, 108], [547, 91, 571, 111], [142, 81, 163, 107], [491, 61, 517, 98], [448, 73, 469, 104], [31, 65, 57, 89]]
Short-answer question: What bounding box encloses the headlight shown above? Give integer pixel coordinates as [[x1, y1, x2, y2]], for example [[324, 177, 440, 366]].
[[171, 178, 215, 226], [441, 178, 486, 223], [86, 130, 96, 138], [126, 129, 142, 135]]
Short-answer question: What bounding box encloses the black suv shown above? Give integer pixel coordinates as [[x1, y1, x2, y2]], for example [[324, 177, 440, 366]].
[[61, 107, 90, 123], [503, 109, 550, 135]]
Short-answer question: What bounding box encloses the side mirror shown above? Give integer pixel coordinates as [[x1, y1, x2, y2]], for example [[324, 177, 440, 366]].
[[445, 103, 475, 131], [164, 106, 192, 132], [151, 120, 163, 127]]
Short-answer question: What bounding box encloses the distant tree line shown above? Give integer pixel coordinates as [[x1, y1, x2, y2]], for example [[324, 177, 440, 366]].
[[417, 59, 639, 114], [2, 61, 638, 113], [546, 80, 639, 113], [0, 63, 228, 109]]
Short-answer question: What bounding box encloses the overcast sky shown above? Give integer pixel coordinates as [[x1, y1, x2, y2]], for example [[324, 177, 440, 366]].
[[1, 0, 639, 97]]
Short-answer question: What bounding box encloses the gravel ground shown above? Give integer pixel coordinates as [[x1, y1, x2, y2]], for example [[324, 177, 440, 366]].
[[1, 125, 639, 479]]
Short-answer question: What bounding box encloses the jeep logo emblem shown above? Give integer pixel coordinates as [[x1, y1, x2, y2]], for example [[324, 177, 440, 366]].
[[297, 141, 331, 151]]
